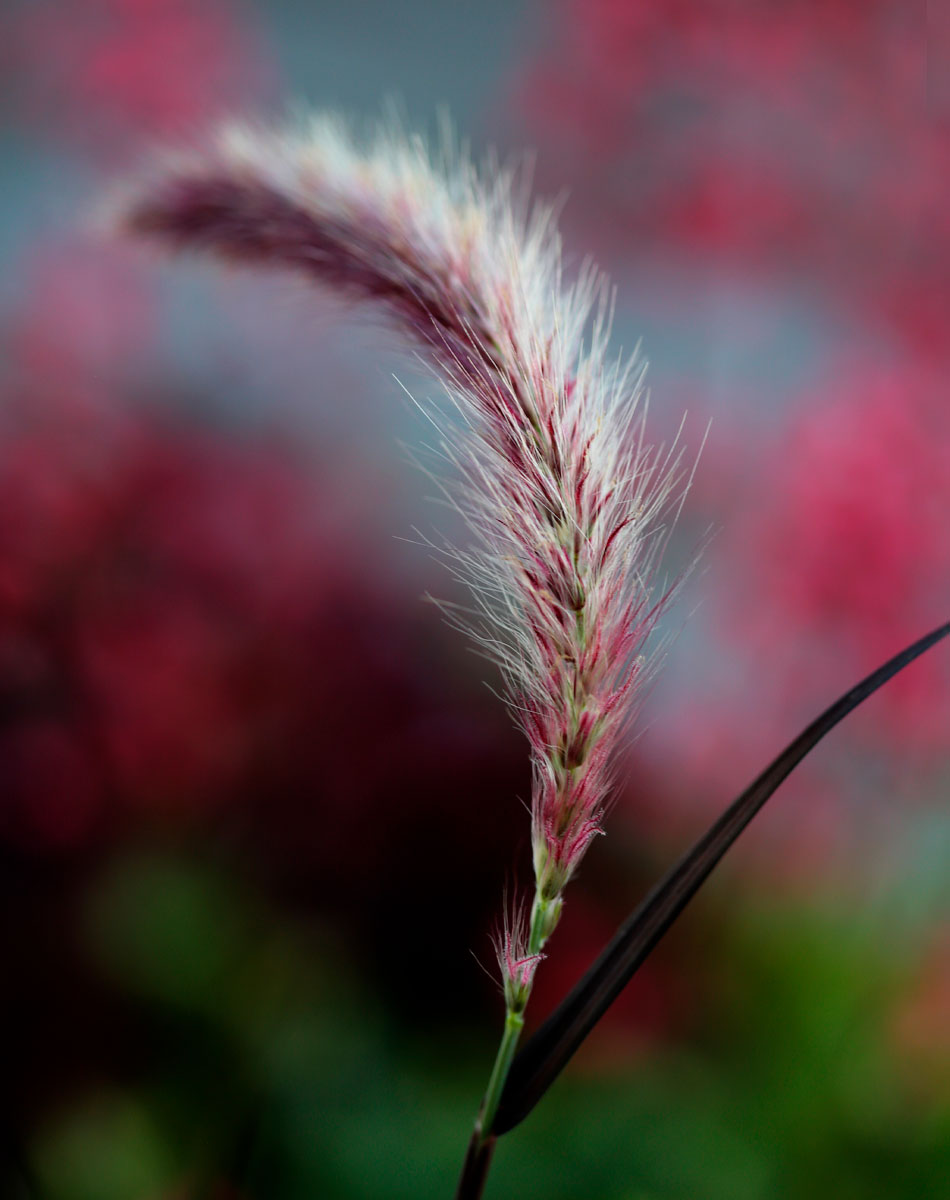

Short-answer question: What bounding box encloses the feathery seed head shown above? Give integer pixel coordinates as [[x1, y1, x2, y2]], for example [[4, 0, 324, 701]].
[[113, 113, 690, 913]]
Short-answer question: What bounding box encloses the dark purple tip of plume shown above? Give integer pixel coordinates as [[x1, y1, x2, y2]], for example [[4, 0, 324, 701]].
[[122, 169, 481, 369], [123, 172, 400, 300]]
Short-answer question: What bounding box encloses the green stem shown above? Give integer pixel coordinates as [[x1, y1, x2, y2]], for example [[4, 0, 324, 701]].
[[480, 1010, 524, 1137], [454, 1010, 523, 1199], [528, 892, 550, 955], [455, 887, 562, 1198]]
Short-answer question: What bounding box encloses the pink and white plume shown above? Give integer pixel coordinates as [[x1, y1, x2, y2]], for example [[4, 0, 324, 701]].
[[112, 113, 689, 934]]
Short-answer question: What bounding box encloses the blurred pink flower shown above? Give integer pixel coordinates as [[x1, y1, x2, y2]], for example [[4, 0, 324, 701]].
[[647, 356, 950, 879], [729, 362, 950, 755], [6, 0, 275, 158], [514, 0, 947, 353]]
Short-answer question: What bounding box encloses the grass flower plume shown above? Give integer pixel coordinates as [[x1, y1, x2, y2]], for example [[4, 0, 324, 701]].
[[114, 112, 689, 1161]]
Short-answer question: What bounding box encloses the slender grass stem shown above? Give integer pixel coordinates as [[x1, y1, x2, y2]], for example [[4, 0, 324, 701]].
[[528, 894, 548, 956], [479, 1011, 525, 1142], [455, 1010, 524, 1199], [455, 885, 561, 1198], [454, 1130, 496, 1200]]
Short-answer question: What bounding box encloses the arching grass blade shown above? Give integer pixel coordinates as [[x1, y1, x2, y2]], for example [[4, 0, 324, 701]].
[[493, 620, 950, 1134]]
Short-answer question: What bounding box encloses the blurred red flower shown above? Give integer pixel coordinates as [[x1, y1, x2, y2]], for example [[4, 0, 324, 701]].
[[6, 0, 274, 157], [728, 361, 950, 753], [516, 0, 948, 354]]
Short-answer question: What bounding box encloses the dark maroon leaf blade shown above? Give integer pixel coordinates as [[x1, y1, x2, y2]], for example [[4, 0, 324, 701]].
[[493, 621, 950, 1135]]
